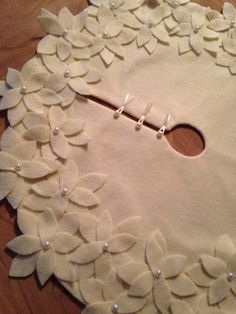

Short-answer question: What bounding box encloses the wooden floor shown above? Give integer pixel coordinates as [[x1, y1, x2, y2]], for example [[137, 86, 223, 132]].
[[0, 0, 229, 313]]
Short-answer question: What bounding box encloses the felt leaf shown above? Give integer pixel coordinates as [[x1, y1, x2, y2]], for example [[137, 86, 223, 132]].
[[170, 300, 195, 314], [24, 126, 50, 143], [79, 214, 97, 242], [70, 187, 99, 207], [38, 208, 57, 243], [58, 7, 74, 30], [17, 210, 39, 236], [94, 253, 113, 281], [68, 77, 91, 95], [97, 211, 113, 241], [32, 180, 59, 197], [0, 172, 17, 200], [66, 31, 92, 48], [57, 213, 80, 234], [187, 263, 214, 287], [153, 277, 171, 312], [85, 69, 103, 83], [192, 6, 205, 29], [23, 112, 48, 128], [137, 26, 152, 47], [90, 37, 106, 56], [189, 33, 204, 55], [146, 237, 164, 273], [107, 234, 136, 253], [129, 271, 154, 297], [19, 161, 51, 179], [106, 38, 124, 58], [7, 235, 41, 255], [82, 302, 113, 314], [117, 262, 149, 285], [59, 159, 78, 193], [208, 19, 230, 31], [9, 254, 38, 278], [100, 48, 115, 66], [118, 28, 137, 45], [67, 132, 91, 146], [168, 274, 198, 296], [223, 2, 236, 21], [36, 248, 55, 285], [152, 26, 170, 44], [54, 253, 75, 282], [97, 5, 114, 28], [103, 269, 124, 301], [215, 234, 236, 262], [209, 277, 230, 304], [200, 255, 227, 278], [6, 69, 24, 88], [145, 37, 157, 54], [104, 20, 123, 37], [37, 88, 62, 105], [177, 23, 192, 36], [37, 35, 57, 54], [223, 38, 236, 55], [51, 131, 70, 159], [114, 217, 141, 237], [80, 278, 104, 304], [42, 55, 66, 74], [37, 16, 64, 35], [115, 293, 148, 313], [54, 232, 82, 253], [70, 241, 104, 264], [0, 88, 22, 110], [68, 61, 90, 77], [45, 73, 67, 93], [23, 93, 44, 113], [162, 255, 187, 278]]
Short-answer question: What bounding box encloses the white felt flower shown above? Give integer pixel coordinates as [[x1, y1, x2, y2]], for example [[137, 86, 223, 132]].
[[133, 5, 171, 54], [216, 35, 236, 74], [188, 234, 236, 310], [7, 208, 82, 285], [85, 5, 125, 66], [24, 160, 107, 218], [89, 0, 145, 12], [37, 7, 90, 61], [23, 107, 91, 159], [176, 6, 219, 55], [70, 211, 140, 274], [117, 230, 197, 313], [0, 60, 50, 126], [208, 2, 236, 32], [42, 55, 102, 96]]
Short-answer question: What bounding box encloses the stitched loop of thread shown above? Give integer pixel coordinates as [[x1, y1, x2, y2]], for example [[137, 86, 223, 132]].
[[114, 94, 134, 118], [157, 113, 171, 138], [136, 103, 152, 129]]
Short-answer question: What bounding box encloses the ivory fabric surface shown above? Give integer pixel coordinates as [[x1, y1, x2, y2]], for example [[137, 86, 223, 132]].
[[0, 0, 236, 313]]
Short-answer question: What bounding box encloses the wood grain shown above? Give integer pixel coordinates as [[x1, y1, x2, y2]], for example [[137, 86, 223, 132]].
[[0, 0, 228, 313]]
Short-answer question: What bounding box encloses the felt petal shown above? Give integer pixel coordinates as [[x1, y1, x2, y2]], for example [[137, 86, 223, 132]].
[[97, 5, 114, 28], [19, 161, 51, 179], [67, 132, 91, 145], [32, 180, 58, 197], [62, 119, 85, 136], [115, 293, 148, 313], [94, 253, 113, 281], [145, 37, 157, 54], [215, 234, 236, 262], [97, 211, 113, 241], [57, 213, 80, 234], [118, 28, 137, 45], [223, 2, 236, 21], [42, 55, 66, 74], [192, 6, 205, 29], [6, 68, 24, 88], [76, 173, 107, 193], [154, 229, 168, 254], [152, 3, 171, 23], [12, 141, 36, 161], [23, 112, 48, 128], [68, 77, 91, 95], [48, 193, 68, 219], [162, 255, 187, 278], [66, 31, 92, 48], [17, 209, 39, 236], [152, 26, 170, 44], [122, 0, 145, 10], [153, 277, 171, 312], [59, 85, 76, 107], [51, 131, 70, 159], [74, 11, 88, 31], [223, 38, 236, 55], [229, 60, 236, 74], [0, 88, 22, 110], [58, 7, 74, 30], [26, 73, 48, 93], [117, 262, 149, 285], [38, 208, 57, 243], [54, 232, 82, 253], [90, 37, 106, 56], [0, 80, 7, 96], [82, 302, 112, 314], [85, 69, 103, 83], [177, 23, 192, 36], [137, 26, 152, 47], [59, 160, 78, 193], [104, 20, 123, 38], [106, 38, 124, 57], [0, 127, 20, 152], [41, 143, 57, 160], [86, 18, 103, 35], [80, 278, 104, 304], [7, 102, 27, 126], [54, 253, 75, 282], [107, 234, 136, 253], [209, 277, 230, 304], [200, 254, 227, 278], [171, 300, 195, 314], [37, 16, 64, 35], [48, 105, 65, 128], [7, 176, 27, 209], [23, 194, 51, 212], [164, 15, 178, 31], [129, 271, 154, 297], [73, 47, 91, 60], [189, 33, 204, 55], [100, 48, 115, 66], [0, 171, 17, 200], [103, 269, 124, 301], [7, 235, 41, 255], [67, 61, 90, 77], [24, 126, 50, 143], [146, 237, 164, 273], [203, 28, 219, 39], [208, 19, 230, 31], [0, 151, 19, 170], [118, 13, 142, 29], [36, 248, 55, 285], [76, 262, 94, 280], [172, 7, 191, 23], [168, 274, 198, 296], [204, 41, 220, 55], [70, 242, 104, 264], [79, 213, 97, 242], [228, 252, 236, 274], [9, 254, 38, 278], [187, 263, 214, 287], [70, 187, 99, 207], [23, 93, 44, 114], [37, 35, 57, 54], [114, 216, 141, 236], [37, 88, 62, 105], [45, 73, 67, 93]]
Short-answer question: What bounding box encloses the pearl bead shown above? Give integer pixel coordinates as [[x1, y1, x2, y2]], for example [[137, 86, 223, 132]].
[[64, 69, 70, 78], [111, 304, 119, 313], [111, 1, 116, 8], [53, 127, 59, 135], [15, 163, 22, 172], [174, 0, 179, 7], [155, 269, 162, 279], [103, 242, 109, 251], [227, 272, 234, 282], [193, 26, 200, 33], [231, 20, 235, 27], [20, 85, 27, 94], [42, 241, 50, 250], [63, 29, 68, 36], [61, 187, 68, 196], [103, 31, 108, 38], [149, 20, 154, 27]]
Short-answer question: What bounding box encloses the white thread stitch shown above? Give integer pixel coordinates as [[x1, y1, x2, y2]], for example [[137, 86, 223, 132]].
[[136, 103, 152, 129], [157, 113, 171, 138], [114, 94, 134, 118]]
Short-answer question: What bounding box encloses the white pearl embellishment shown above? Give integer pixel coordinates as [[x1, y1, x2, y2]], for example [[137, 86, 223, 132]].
[[155, 269, 162, 279], [63, 29, 68, 37], [111, 304, 119, 313], [53, 127, 59, 135], [61, 187, 68, 196], [103, 31, 108, 38], [111, 1, 116, 8], [42, 241, 50, 250], [103, 242, 109, 251], [227, 272, 234, 282], [64, 69, 70, 78], [15, 163, 22, 172], [20, 85, 27, 94]]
